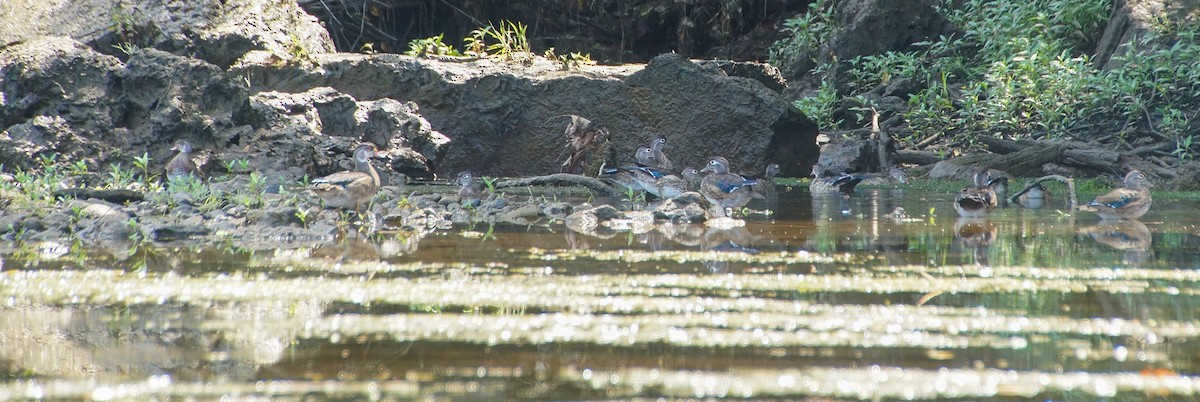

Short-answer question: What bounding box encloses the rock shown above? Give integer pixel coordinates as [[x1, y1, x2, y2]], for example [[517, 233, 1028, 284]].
[[148, 224, 210, 242], [0, 0, 333, 69], [0, 38, 245, 175], [76, 213, 135, 241], [0, 38, 122, 169], [53, 188, 145, 204], [1172, 161, 1200, 190], [67, 200, 126, 219], [233, 52, 819, 177], [654, 197, 709, 223], [565, 205, 621, 234], [497, 204, 544, 225], [238, 87, 448, 180], [816, 139, 877, 175], [542, 202, 574, 220], [694, 60, 789, 92], [248, 206, 306, 227], [799, 0, 961, 94]]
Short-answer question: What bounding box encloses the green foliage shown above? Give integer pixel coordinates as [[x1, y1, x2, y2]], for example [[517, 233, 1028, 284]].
[[286, 34, 316, 66], [778, 0, 1197, 157], [767, 0, 836, 74], [474, 20, 531, 63], [792, 80, 841, 130], [405, 34, 461, 57], [544, 48, 594, 71]]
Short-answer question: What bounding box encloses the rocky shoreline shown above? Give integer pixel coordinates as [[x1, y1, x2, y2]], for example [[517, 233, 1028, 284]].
[[3, 0, 1198, 252]]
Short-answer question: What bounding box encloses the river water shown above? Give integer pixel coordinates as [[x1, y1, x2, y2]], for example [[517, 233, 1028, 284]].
[[2, 186, 1199, 399]]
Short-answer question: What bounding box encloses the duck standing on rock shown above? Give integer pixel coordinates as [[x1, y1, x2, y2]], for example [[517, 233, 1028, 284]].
[[649, 137, 673, 171], [699, 156, 761, 217], [632, 166, 689, 198], [1081, 170, 1152, 220], [311, 143, 385, 214], [954, 168, 999, 217], [166, 139, 203, 182], [456, 171, 487, 207]]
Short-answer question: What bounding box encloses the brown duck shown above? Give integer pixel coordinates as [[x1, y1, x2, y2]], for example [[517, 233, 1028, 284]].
[[166, 140, 203, 181], [311, 143, 385, 213]]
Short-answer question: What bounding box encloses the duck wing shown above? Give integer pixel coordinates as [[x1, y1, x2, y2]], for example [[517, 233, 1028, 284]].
[[314, 171, 371, 188], [708, 175, 758, 194], [1088, 188, 1145, 209]]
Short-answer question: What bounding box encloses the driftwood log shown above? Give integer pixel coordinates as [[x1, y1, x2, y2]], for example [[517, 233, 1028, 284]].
[[977, 136, 1121, 174], [913, 142, 1067, 179]]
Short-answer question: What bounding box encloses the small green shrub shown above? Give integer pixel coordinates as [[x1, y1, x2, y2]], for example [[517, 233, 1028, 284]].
[[767, 0, 836, 75], [405, 34, 461, 57]]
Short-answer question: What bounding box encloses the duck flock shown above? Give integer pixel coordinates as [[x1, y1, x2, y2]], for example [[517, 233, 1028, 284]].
[[166, 136, 1154, 223]]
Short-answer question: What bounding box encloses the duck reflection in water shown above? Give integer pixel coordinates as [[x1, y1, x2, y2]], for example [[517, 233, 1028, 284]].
[[1080, 219, 1152, 263], [701, 225, 758, 274], [955, 217, 997, 265]]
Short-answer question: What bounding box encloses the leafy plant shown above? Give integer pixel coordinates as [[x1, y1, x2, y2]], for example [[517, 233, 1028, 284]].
[[544, 48, 594, 70], [132, 152, 155, 187], [405, 34, 461, 58], [286, 34, 316, 66], [792, 80, 842, 130], [475, 20, 531, 63], [767, 0, 836, 76]]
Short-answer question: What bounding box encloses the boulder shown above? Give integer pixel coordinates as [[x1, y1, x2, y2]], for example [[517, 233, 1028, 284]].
[[236, 87, 449, 181], [815, 139, 878, 176], [822, 0, 960, 92], [0, 0, 333, 69], [0, 38, 246, 173], [1094, 0, 1198, 70], [232, 52, 819, 178]]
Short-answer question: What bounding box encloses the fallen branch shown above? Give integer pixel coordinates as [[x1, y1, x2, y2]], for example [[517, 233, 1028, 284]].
[[494, 173, 625, 197], [1009, 175, 1076, 209]]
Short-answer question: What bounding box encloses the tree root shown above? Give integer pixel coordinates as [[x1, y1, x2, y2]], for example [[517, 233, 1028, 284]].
[[494, 173, 626, 197], [1009, 175, 1077, 208]]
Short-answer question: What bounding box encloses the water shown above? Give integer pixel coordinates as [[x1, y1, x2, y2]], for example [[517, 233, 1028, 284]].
[[2, 186, 1200, 400]]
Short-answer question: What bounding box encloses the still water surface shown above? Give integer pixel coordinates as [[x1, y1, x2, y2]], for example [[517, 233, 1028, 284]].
[[2, 186, 1200, 400]]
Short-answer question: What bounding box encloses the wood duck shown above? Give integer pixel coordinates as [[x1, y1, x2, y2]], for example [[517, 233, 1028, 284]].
[[311, 143, 384, 213], [599, 164, 643, 193], [853, 168, 909, 186], [809, 164, 862, 194], [986, 176, 1008, 197], [751, 163, 781, 196], [166, 140, 203, 181], [634, 146, 657, 167], [954, 169, 999, 217], [1012, 182, 1051, 208], [628, 164, 688, 198], [650, 137, 673, 171], [680, 167, 701, 191], [456, 171, 487, 207], [1082, 170, 1152, 220], [699, 156, 761, 217]]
